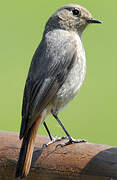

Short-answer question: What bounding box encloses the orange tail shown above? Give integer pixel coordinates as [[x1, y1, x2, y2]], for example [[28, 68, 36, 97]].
[[16, 114, 42, 178]]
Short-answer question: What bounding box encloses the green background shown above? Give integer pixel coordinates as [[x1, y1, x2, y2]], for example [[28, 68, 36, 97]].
[[0, 0, 117, 146]]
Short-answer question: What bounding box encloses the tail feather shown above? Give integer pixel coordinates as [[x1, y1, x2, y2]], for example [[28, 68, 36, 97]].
[[16, 114, 42, 178]]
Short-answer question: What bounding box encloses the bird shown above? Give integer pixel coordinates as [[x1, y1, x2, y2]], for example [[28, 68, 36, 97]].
[[16, 4, 101, 178]]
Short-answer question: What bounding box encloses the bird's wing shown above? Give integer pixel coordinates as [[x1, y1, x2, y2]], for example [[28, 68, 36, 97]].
[[19, 36, 78, 139]]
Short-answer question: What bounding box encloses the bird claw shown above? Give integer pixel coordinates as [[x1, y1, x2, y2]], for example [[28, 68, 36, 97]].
[[56, 138, 87, 148], [42, 136, 68, 148]]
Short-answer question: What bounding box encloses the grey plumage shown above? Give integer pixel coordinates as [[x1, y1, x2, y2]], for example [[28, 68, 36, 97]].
[[16, 4, 101, 178], [20, 4, 89, 138], [20, 30, 78, 138]]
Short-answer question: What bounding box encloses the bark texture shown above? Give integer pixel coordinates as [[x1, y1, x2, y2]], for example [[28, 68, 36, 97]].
[[0, 131, 117, 180]]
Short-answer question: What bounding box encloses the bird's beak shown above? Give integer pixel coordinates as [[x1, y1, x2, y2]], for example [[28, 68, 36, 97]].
[[87, 18, 102, 24]]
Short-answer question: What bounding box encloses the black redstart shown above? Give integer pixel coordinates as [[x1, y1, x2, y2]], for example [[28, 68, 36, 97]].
[[16, 4, 101, 178]]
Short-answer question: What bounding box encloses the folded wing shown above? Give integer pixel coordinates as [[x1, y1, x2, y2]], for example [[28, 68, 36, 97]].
[[20, 35, 78, 139]]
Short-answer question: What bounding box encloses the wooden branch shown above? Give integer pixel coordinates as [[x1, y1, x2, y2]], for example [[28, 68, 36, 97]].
[[0, 131, 117, 180]]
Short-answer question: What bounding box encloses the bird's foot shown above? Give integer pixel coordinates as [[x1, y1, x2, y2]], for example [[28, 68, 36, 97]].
[[42, 136, 68, 148], [56, 137, 87, 148]]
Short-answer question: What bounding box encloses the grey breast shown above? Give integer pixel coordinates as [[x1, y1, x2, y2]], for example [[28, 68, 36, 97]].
[[52, 31, 86, 113]]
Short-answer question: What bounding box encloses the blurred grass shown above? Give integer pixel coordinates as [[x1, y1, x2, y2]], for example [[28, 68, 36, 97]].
[[0, 0, 117, 146]]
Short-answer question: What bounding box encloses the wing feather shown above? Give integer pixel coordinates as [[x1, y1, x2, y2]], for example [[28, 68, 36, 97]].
[[20, 34, 77, 138]]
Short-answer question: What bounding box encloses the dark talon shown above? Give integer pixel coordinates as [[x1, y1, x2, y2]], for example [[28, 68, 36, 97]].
[[42, 143, 48, 148], [55, 144, 63, 149]]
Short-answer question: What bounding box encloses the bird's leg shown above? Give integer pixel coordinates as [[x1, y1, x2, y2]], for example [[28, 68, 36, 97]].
[[53, 114, 87, 147], [43, 122, 53, 141], [43, 122, 66, 147]]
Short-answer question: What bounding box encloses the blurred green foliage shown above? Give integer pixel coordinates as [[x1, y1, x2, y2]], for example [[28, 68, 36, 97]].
[[0, 0, 117, 146]]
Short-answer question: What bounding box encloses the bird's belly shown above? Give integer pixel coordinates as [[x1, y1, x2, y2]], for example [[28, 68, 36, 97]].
[[51, 55, 86, 113]]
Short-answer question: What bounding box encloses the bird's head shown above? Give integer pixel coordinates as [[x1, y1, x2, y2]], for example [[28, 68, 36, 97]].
[[45, 4, 101, 35]]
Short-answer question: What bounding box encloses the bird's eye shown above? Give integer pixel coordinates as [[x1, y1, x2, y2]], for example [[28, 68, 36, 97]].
[[72, 9, 80, 16]]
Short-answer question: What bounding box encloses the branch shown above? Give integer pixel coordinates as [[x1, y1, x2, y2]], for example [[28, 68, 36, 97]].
[[0, 131, 117, 180]]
